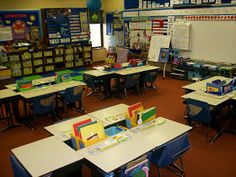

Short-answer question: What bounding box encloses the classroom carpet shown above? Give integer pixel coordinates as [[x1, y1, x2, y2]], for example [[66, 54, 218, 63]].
[[17, 68, 88, 82], [0, 76, 236, 177]]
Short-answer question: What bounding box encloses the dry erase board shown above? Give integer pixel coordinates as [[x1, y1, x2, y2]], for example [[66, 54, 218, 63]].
[[179, 20, 236, 64]]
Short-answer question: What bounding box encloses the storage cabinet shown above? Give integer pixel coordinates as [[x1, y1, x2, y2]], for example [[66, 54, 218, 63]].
[[4, 43, 92, 77]]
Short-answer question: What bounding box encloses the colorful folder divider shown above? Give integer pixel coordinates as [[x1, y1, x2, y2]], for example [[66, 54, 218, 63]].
[[71, 119, 106, 150], [126, 102, 157, 128]]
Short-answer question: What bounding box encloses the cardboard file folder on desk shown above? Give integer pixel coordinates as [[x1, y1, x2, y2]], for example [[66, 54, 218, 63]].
[[71, 121, 106, 149]]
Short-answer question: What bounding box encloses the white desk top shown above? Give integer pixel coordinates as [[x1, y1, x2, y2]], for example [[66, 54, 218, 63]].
[[181, 90, 230, 106], [182, 76, 231, 91], [19, 80, 86, 99], [115, 65, 160, 76], [0, 89, 18, 99], [84, 70, 113, 77], [32, 76, 56, 86], [84, 65, 160, 77], [5, 76, 56, 90], [88, 104, 129, 127], [19, 86, 57, 99], [80, 117, 191, 173], [11, 136, 83, 177], [52, 80, 86, 91], [45, 115, 99, 141]]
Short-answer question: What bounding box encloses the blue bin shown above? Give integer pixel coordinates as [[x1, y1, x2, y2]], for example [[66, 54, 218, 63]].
[[105, 126, 124, 136]]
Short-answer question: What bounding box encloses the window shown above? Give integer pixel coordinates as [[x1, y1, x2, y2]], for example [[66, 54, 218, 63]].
[[89, 11, 103, 47], [90, 24, 102, 47]]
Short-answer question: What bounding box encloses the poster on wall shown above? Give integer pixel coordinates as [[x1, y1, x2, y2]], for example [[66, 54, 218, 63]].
[[0, 10, 41, 43], [44, 8, 89, 45], [0, 26, 12, 42]]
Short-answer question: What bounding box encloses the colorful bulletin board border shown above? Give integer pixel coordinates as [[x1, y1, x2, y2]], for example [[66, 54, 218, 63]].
[[0, 10, 42, 43]]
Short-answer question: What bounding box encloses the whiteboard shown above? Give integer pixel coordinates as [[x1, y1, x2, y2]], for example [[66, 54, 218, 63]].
[[148, 35, 170, 62], [180, 21, 236, 63]]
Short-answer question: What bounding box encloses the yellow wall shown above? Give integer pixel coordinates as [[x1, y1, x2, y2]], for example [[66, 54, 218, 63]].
[[0, 0, 124, 12], [102, 0, 124, 12], [0, 0, 87, 10]]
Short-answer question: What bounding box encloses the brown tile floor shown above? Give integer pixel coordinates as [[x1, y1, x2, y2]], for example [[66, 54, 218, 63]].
[[0, 76, 236, 177]]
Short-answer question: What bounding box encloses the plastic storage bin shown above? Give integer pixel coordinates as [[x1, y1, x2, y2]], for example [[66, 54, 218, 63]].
[[105, 126, 124, 137]]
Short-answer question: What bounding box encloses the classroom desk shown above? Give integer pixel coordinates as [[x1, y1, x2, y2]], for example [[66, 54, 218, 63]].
[[182, 76, 231, 92], [84, 65, 160, 99], [114, 65, 160, 76], [181, 90, 230, 106], [88, 103, 129, 127], [5, 76, 56, 91], [0, 89, 20, 131], [19, 80, 86, 99], [83, 69, 113, 77], [181, 83, 236, 142], [11, 136, 83, 177], [80, 117, 192, 174], [45, 115, 99, 141], [0, 88, 19, 99]]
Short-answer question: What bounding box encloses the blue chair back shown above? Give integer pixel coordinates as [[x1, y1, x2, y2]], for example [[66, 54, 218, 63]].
[[10, 155, 30, 177], [63, 86, 83, 104], [186, 98, 212, 125], [151, 133, 190, 168], [142, 71, 158, 83], [83, 74, 94, 88], [125, 73, 140, 88], [83, 73, 103, 88], [31, 94, 55, 115]]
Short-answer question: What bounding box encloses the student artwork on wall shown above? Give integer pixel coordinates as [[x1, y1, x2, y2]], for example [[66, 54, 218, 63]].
[[0, 10, 41, 42], [43, 8, 90, 45]]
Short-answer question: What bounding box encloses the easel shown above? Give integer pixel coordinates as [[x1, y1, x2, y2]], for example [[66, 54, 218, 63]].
[[147, 35, 171, 79]]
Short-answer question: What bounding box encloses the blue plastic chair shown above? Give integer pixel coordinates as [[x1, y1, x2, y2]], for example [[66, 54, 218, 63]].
[[58, 86, 86, 117], [151, 133, 190, 177], [83, 73, 104, 96], [118, 73, 141, 98], [185, 98, 214, 141], [10, 154, 31, 177], [141, 70, 158, 92], [31, 94, 56, 122]]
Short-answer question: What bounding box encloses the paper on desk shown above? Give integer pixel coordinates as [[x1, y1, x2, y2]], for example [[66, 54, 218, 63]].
[[87, 134, 131, 155], [105, 113, 126, 123], [130, 118, 166, 133], [60, 130, 72, 138]]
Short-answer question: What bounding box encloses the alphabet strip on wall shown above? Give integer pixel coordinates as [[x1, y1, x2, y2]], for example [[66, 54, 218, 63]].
[[185, 15, 236, 21]]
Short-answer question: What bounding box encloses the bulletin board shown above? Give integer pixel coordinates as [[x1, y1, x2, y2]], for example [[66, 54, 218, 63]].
[[105, 11, 124, 47], [0, 10, 41, 43], [42, 8, 90, 46]]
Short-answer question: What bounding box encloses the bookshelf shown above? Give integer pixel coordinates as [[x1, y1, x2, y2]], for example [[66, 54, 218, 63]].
[[2, 43, 93, 77]]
